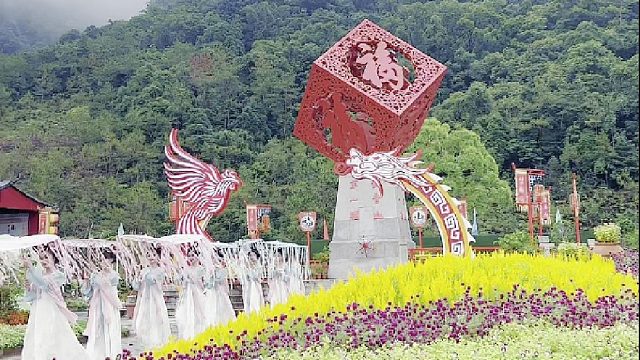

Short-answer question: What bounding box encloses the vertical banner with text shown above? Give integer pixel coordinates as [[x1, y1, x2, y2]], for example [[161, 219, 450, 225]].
[[515, 168, 529, 212]]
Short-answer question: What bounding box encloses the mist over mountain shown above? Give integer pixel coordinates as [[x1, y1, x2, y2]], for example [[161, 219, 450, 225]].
[[0, 0, 148, 53]]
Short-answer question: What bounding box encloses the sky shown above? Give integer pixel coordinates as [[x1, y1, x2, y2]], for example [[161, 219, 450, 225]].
[[0, 0, 149, 32]]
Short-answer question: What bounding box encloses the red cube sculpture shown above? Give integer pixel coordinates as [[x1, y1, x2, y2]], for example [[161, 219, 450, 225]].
[[294, 19, 447, 166]]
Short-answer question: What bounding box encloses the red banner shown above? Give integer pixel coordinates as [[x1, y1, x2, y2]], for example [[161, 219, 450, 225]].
[[457, 200, 468, 219], [515, 169, 529, 205], [540, 189, 551, 225], [246, 206, 258, 232], [38, 212, 48, 234], [247, 204, 271, 234]]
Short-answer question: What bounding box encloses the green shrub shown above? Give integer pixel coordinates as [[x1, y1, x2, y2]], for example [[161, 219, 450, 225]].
[[73, 320, 87, 338], [594, 223, 622, 243], [495, 231, 537, 254], [118, 277, 132, 302], [312, 246, 330, 263], [0, 324, 25, 350], [556, 242, 591, 260], [622, 228, 639, 250], [0, 320, 91, 350], [550, 220, 575, 244], [65, 297, 89, 312], [0, 284, 22, 318]]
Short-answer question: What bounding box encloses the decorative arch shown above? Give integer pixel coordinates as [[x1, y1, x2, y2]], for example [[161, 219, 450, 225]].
[[346, 148, 474, 257], [403, 175, 474, 256]]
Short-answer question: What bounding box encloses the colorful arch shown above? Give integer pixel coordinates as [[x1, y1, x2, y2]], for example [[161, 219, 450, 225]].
[[402, 174, 474, 256]]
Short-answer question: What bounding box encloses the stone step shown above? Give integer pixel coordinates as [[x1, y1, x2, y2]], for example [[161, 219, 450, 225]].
[[124, 280, 337, 319]]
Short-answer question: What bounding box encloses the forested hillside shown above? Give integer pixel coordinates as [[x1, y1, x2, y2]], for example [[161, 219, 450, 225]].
[[0, 0, 637, 242]]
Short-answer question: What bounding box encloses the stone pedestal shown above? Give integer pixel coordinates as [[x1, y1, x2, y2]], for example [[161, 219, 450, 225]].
[[591, 242, 624, 257], [328, 174, 414, 280]]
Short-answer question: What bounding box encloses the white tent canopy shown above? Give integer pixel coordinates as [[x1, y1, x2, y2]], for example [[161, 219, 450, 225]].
[[1, 233, 310, 287], [0, 234, 60, 251], [0, 234, 79, 285]]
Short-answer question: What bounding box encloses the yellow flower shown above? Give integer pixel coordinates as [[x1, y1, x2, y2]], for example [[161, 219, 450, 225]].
[[154, 253, 637, 357]]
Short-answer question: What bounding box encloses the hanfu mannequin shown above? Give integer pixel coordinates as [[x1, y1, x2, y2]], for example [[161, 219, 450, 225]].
[[204, 255, 236, 326], [241, 250, 264, 314], [21, 251, 88, 360], [268, 251, 290, 307], [132, 250, 171, 349], [288, 259, 305, 296], [175, 253, 207, 339], [82, 251, 122, 360]]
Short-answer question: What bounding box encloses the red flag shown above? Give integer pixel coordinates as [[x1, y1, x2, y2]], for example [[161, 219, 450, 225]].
[[323, 219, 330, 240]]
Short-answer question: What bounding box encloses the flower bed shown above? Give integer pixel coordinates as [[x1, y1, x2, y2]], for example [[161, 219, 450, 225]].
[[139, 253, 638, 359], [267, 321, 640, 360], [0, 310, 29, 325], [130, 287, 637, 359], [612, 250, 639, 278]]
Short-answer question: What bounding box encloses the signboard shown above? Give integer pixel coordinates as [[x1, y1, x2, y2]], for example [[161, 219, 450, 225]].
[[409, 206, 428, 228], [246, 204, 271, 234], [298, 212, 317, 232]]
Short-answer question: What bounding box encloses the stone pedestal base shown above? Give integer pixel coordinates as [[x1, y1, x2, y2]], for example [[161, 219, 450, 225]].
[[328, 174, 413, 280], [591, 242, 624, 257]]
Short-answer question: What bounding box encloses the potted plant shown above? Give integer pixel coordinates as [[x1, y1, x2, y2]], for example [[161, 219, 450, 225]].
[[310, 247, 330, 279], [592, 223, 624, 257]]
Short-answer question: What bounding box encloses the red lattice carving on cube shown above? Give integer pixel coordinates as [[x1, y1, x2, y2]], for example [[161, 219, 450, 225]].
[[294, 19, 447, 166]]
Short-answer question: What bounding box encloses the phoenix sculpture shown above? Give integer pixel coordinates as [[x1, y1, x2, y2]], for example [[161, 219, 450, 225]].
[[164, 129, 242, 240]]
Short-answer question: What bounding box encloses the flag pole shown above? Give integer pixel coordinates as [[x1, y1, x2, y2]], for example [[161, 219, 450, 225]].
[[572, 173, 581, 244], [306, 231, 312, 263], [526, 170, 535, 244]]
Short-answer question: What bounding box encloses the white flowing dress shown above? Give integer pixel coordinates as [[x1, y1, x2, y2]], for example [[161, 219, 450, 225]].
[[132, 266, 171, 349], [83, 270, 122, 360], [268, 263, 290, 308], [175, 265, 208, 340], [21, 266, 88, 360], [204, 267, 236, 326], [288, 261, 305, 296], [241, 265, 264, 314]]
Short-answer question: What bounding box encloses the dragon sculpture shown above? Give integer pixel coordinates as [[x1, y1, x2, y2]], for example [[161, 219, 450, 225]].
[[346, 148, 475, 256], [164, 129, 242, 240]]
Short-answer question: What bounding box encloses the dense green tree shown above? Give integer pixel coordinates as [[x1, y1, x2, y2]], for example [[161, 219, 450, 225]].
[[408, 119, 518, 235], [0, 0, 637, 239]]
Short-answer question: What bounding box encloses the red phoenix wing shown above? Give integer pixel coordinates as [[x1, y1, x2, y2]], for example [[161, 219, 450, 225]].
[[164, 129, 226, 214]]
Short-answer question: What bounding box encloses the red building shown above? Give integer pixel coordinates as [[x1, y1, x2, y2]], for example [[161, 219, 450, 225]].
[[0, 180, 59, 236]]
